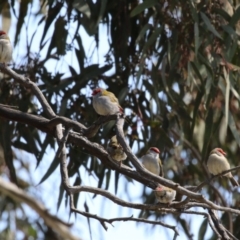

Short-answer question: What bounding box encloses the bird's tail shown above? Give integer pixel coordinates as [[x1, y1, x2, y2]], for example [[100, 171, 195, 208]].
[[229, 176, 239, 187]]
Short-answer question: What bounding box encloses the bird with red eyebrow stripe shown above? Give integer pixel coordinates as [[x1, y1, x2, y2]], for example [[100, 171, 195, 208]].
[[207, 148, 239, 187], [0, 30, 12, 65], [154, 185, 176, 204], [141, 147, 164, 177], [92, 88, 123, 116]]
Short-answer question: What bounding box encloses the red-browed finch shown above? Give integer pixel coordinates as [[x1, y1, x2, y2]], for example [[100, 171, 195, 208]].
[[107, 135, 127, 165], [92, 88, 123, 116], [154, 185, 176, 204], [141, 147, 164, 177], [0, 31, 12, 64], [207, 148, 239, 187]]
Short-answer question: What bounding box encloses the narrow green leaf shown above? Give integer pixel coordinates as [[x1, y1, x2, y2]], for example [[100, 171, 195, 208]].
[[40, 2, 63, 47], [114, 171, 120, 194], [75, 35, 86, 71], [230, 5, 240, 26], [136, 23, 152, 43], [213, 7, 232, 22], [47, 16, 68, 56], [161, 55, 174, 101], [190, 62, 204, 84], [84, 201, 92, 239], [14, 0, 31, 46], [188, 0, 198, 22], [194, 22, 199, 56], [190, 87, 204, 140], [202, 108, 214, 162], [130, 0, 158, 17], [73, 176, 81, 211], [38, 154, 59, 185], [228, 111, 240, 147], [73, 0, 91, 18], [221, 24, 236, 37], [142, 27, 162, 54], [200, 12, 222, 39], [57, 184, 64, 212]]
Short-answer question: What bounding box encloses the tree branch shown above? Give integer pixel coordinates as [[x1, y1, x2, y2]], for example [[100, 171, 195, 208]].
[[0, 177, 80, 240], [194, 165, 240, 192]]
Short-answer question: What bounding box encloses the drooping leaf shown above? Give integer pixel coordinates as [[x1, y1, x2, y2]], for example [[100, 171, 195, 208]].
[[130, 0, 158, 17], [200, 12, 223, 39], [38, 152, 59, 185]]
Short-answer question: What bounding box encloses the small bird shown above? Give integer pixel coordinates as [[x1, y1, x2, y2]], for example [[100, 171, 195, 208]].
[[92, 88, 123, 116], [107, 135, 127, 166], [154, 185, 176, 204], [141, 147, 164, 177], [0, 31, 12, 64], [207, 148, 239, 187]]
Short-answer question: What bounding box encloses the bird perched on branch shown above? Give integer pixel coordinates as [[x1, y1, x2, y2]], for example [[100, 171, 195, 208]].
[[154, 185, 176, 204], [92, 88, 123, 116], [141, 147, 164, 177], [0, 31, 12, 64], [107, 135, 127, 166], [207, 148, 239, 187]]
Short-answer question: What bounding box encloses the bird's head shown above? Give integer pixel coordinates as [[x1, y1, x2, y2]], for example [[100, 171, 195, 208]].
[[92, 88, 102, 97], [147, 147, 160, 157], [211, 148, 226, 156], [0, 31, 9, 40]]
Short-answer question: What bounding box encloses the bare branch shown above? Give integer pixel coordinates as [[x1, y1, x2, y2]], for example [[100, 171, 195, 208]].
[[208, 209, 231, 240], [0, 177, 80, 240], [56, 127, 72, 158], [109, 216, 179, 236], [0, 64, 55, 118], [194, 165, 240, 192]]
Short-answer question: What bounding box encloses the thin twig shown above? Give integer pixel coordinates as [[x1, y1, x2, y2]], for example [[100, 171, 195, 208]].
[[208, 209, 231, 240], [194, 165, 240, 192], [56, 128, 72, 158]]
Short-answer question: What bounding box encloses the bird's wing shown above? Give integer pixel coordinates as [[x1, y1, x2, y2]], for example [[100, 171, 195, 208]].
[[158, 159, 164, 177], [107, 92, 120, 104]]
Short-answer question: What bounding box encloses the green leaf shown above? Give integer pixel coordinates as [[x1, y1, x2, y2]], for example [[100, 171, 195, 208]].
[[190, 87, 204, 140], [190, 61, 204, 84], [40, 2, 63, 47], [161, 55, 174, 102], [200, 12, 222, 39], [188, 0, 198, 22], [213, 7, 232, 22], [73, 176, 81, 211], [194, 22, 200, 56], [14, 0, 31, 46], [114, 171, 120, 194], [136, 23, 152, 43], [47, 16, 68, 56], [75, 35, 86, 71], [202, 108, 214, 161], [73, 0, 91, 18], [57, 183, 65, 212], [142, 27, 162, 54], [130, 0, 158, 17], [230, 5, 240, 26], [221, 24, 237, 38], [84, 201, 92, 238], [38, 153, 59, 185], [228, 111, 240, 147]]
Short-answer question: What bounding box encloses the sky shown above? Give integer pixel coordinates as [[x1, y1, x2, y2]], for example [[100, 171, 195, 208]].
[[0, 0, 215, 239]]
